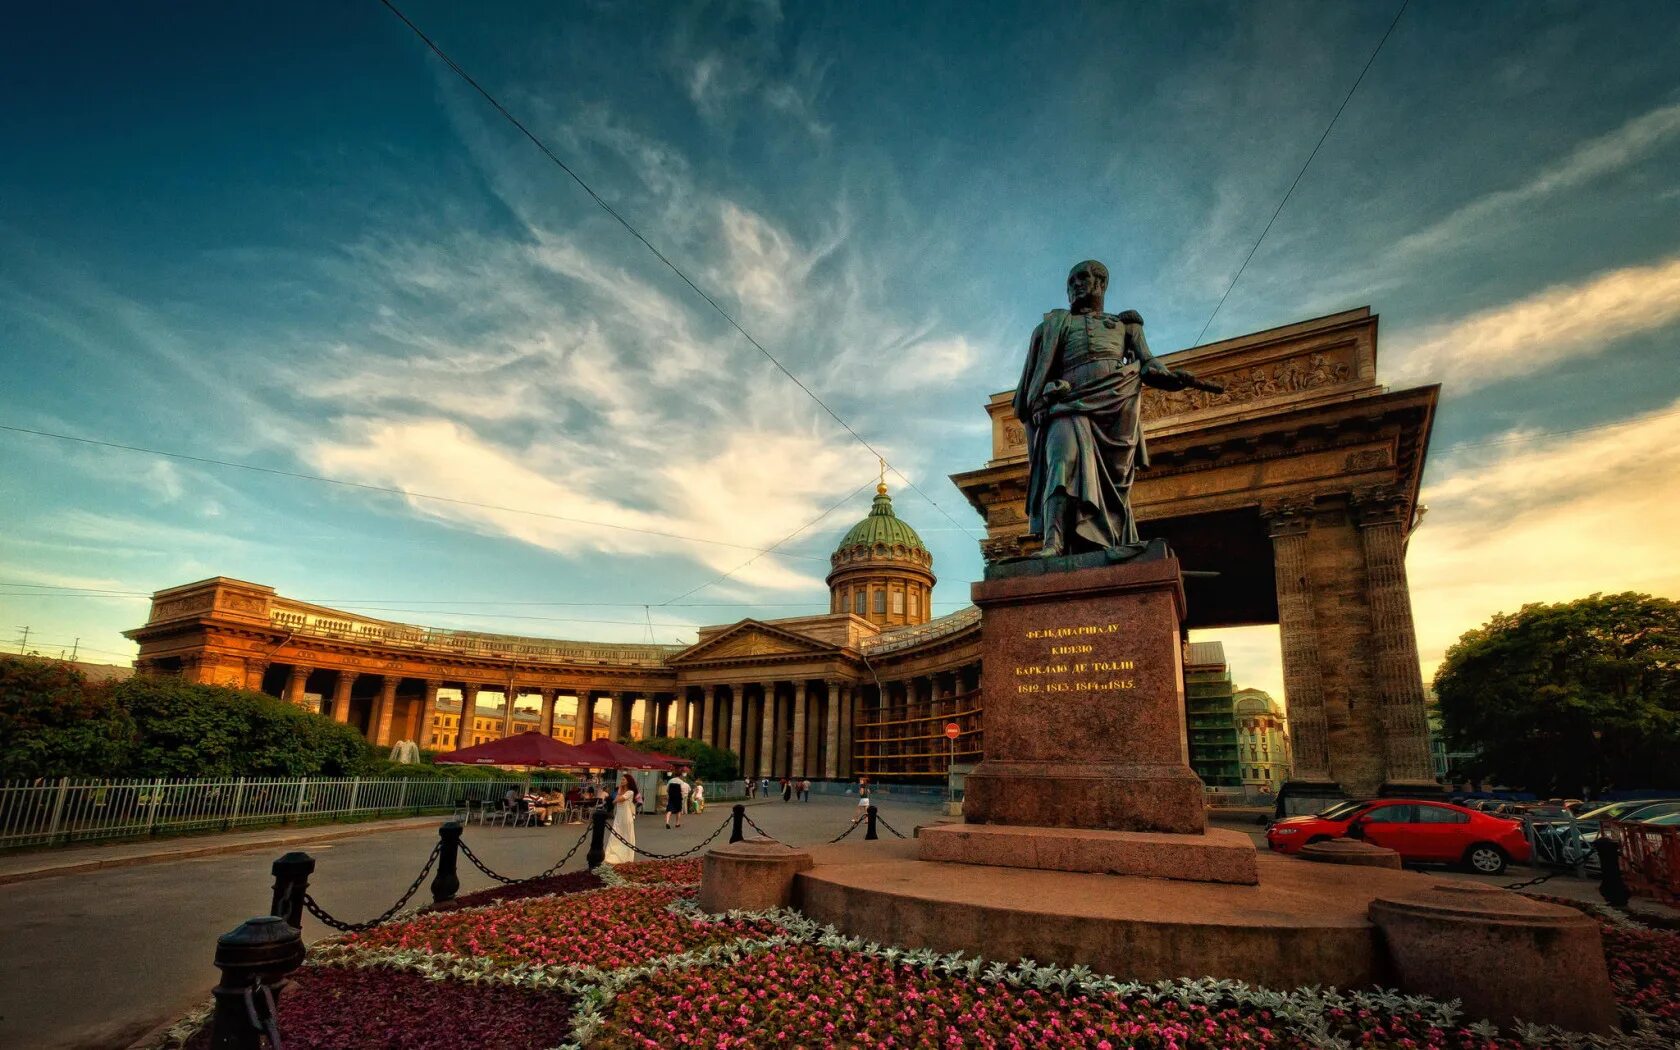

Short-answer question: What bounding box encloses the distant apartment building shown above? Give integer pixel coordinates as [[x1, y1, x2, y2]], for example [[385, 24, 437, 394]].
[[1233, 687, 1291, 794], [1184, 641, 1241, 788]]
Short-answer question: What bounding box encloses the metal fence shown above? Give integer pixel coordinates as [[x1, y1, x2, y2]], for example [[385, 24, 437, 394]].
[[0, 776, 537, 850]]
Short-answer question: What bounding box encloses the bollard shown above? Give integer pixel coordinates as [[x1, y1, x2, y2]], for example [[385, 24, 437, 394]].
[[1596, 836, 1630, 908], [268, 851, 314, 931], [431, 822, 464, 904], [586, 803, 610, 870], [729, 803, 746, 843], [865, 805, 879, 841], [209, 915, 306, 1050]]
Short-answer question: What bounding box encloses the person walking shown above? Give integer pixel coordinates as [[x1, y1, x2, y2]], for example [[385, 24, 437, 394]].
[[781, 778, 793, 802], [799, 778, 811, 802], [604, 772, 638, 865], [665, 772, 689, 829], [692, 780, 706, 814]]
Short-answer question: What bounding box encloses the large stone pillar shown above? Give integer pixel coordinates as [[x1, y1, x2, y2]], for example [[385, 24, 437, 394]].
[[539, 688, 556, 737], [841, 683, 856, 778], [417, 679, 441, 749], [1354, 490, 1438, 790], [693, 687, 708, 744], [791, 681, 808, 778], [674, 690, 690, 739], [758, 682, 777, 778], [611, 692, 631, 740], [284, 664, 311, 707], [461, 684, 481, 747], [499, 685, 518, 739], [373, 675, 399, 746], [1266, 504, 1339, 809], [244, 658, 270, 693], [332, 671, 354, 724], [729, 687, 745, 764], [824, 680, 841, 779]]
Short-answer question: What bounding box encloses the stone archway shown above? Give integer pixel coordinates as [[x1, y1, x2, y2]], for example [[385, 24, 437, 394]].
[[952, 307, 1438, 800]]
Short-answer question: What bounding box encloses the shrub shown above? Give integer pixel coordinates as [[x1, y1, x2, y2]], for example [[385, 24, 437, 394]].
[[632, 735, 739, 781], [0, 656, 137, 779]]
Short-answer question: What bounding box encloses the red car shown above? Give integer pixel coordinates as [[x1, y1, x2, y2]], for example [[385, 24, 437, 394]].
[[1266, 799, 1531, 874]]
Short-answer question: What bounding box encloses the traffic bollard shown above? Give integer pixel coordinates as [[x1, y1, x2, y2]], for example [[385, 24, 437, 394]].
[[268, 851, 314, 931], [866, 805, 879, 840], [431, 822, 463, 904], [209, 916, 305, 1050], [586, 803, 609, 870], [729, 803, 746, 843]]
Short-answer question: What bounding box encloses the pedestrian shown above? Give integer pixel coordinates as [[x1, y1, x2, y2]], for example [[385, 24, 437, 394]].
[[692, 781, 706, 814], [604, 772, 638, 865], [853, 783, 871, 825], [782, 778, 793, 802], [665, 771, 689, 829], [800, 778, 811, 802]]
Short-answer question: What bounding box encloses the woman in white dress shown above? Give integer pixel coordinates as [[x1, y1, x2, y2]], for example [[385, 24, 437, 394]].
[[603, 772, 638, 865]]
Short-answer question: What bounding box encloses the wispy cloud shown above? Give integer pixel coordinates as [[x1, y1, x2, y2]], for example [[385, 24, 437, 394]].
[[1389, 255, 1680, 389]]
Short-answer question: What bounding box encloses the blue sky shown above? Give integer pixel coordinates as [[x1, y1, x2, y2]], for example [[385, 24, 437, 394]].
[[3, 1, 1679, 699]]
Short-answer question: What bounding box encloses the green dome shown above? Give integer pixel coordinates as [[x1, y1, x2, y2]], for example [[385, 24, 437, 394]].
[[835, 484, 929, 556]]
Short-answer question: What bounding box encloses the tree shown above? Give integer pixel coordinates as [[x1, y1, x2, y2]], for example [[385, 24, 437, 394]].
[[0, 656, 136, 779], [1433, 593, 1680, 795], [631, 736, 740, 781]]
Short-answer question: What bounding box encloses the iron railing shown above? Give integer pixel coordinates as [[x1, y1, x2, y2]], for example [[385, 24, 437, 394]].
[[0, 776, 529, 850]]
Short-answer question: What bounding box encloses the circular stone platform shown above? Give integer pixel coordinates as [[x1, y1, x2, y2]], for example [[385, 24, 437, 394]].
[[795, 840, 1446, 990]]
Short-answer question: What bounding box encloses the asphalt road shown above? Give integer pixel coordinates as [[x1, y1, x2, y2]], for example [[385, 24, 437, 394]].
[[0, 795, 914, 1050]]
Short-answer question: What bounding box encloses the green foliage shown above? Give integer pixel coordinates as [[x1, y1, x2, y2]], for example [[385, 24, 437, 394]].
[[0, 657, 137, 780], [632, 735, 739, 781], [1434, 592, 1680, 794]]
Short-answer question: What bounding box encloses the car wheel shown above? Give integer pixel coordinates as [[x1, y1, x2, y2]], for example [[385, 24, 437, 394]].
[[1465, 843, 1507, 875]]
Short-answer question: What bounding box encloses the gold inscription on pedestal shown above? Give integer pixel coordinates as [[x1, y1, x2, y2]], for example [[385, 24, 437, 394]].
[[1014, 623, 1137, 695]]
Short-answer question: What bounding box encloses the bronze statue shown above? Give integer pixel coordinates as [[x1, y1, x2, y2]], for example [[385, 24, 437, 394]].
[[1014, 260, 1221, 558]]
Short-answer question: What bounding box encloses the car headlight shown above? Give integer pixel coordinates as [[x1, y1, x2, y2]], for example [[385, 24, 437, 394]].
[[1271, 827, 1299, 835]]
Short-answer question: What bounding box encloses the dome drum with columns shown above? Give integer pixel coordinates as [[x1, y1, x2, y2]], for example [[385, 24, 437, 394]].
[[827, 483, 936, 627]]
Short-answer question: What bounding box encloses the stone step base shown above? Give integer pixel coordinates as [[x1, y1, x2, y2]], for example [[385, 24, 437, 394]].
[[918, 822, 1259, 885]]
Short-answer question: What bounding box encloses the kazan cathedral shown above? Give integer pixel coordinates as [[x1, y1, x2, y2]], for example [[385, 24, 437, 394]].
[[125, 483, 981, 783]]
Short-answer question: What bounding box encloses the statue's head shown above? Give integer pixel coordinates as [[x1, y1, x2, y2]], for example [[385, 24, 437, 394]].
[[1066, 260, 1109, 305]]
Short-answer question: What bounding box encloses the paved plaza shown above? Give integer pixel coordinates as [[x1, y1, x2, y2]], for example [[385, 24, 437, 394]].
[[0, 796, 922, 1050]]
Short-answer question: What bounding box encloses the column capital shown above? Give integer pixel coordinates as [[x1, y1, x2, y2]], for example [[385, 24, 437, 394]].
[[1349, 485, 1409, 528], [1260, 497, 1316, 536]]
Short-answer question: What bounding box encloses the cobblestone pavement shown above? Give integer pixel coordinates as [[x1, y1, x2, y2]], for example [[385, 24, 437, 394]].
[[0, 795, 932, 1050]]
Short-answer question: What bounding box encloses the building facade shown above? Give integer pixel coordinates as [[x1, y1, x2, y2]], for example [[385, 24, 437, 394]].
[[1233, 688, 1292, 795], [1184, 642, 1241, 788]]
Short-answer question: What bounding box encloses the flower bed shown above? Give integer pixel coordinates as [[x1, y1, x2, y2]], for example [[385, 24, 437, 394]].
[[610, 858, 702, 885], [182, 966, 574, 1050], [591, 944, 1528, 1050], [1527, 894, 1680, 1042], [341, 885, 778, 972], [429, 869, 603, 911]]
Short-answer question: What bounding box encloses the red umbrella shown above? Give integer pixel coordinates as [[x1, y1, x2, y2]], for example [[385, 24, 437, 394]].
[[569, 737, 678, 770], [434, 731, 592, 768]]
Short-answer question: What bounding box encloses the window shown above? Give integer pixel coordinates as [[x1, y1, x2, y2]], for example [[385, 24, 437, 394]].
[[1361, 804, 1417, 824], [874, 590, 886, 614], [909, 591, 919, 616], [853, 591, 866, 615], [891, 591, 904, 615], [1416, 805, 1469, 824]]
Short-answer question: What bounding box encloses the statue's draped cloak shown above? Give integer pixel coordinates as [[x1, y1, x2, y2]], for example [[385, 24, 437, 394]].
[[1013, 308, 1158, 550]]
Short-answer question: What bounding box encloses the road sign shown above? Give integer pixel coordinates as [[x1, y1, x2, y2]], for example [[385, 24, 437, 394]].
[[945, 723, 960, 740]]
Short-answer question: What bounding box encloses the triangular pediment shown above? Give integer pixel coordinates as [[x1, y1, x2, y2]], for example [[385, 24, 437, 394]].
[[670, 619, 834, 665]]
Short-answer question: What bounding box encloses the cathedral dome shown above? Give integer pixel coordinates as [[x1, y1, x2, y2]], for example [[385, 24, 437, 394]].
[[827, 483, 935, 627], [834, 484, 929, 557]]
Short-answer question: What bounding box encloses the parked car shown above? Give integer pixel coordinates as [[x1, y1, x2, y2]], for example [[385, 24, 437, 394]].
[[1266, 798, 1530, 874]]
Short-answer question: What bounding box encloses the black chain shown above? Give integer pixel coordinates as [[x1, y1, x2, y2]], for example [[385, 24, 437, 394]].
[[827, 816, 863, 844], [874, 813, 909, 839], [1504, 870, 1559, 891], [605, 814, 733, 861], [242, 983, 284, 1050], [457, 824, 593, 886], [741, 813, 782, 843], [303, 843, 441, 933]]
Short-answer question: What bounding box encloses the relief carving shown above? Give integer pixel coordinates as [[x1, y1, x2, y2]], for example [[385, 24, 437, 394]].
[[705, 631, 806, 659], [1003, 422, 1025, 448], [1141, 350, 1354, 422], [1344, 448, 1389, 471], [150, 595, 210, 622]]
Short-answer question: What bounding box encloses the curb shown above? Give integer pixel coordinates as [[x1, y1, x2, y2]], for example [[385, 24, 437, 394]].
[[0, 817, 443, 887]]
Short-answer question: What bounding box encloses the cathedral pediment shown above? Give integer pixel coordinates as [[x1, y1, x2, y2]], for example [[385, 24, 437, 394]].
[[669, 620, 834, 665]]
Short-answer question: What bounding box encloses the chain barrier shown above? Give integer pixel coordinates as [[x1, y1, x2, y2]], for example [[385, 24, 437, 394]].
[[1504, 870, 1560, 891], [874, 813, 910, 840], [459, 823, 593, 886], [606, 814, 734, 861], [741, 812, 783, 843], [302, 843, 440, 933], [827, 816, 864, 844], [242, 983, 285, 1050]]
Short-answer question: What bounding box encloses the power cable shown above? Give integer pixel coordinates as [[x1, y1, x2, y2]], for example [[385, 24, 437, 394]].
[[1188, 0, 1410, 350], [0, 423, 827, 560], [659, 477, 878, 606], [374, 0, 981, 541]]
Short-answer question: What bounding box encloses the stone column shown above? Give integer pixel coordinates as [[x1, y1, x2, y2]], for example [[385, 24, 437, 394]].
[[244, 658, 270, 693], [373, 675, 399, 746], [462, 684, 482, 746], [1355, 490, 1437, 788], [417, 679, 441, 748], [332, 672, 354, 724], [824, 680, 841, 779], [674, 690, 690, 739], [758, 683, 777, 778], [575, 690, 593, 741], [840, 683, 855, 778], [284, 664, 311, 706], [611, 693, 630, 740], [1266, 504, 1334, 785], [539, 689, 557, 737], [791, 681, 808, 778], [499, 684, 518, 739], [693, 687, 708, 744], [729, 687, 745, 764]]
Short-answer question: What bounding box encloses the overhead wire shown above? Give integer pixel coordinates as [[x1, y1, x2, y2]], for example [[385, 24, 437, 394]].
[[1187, 0, 1410, 350], [374, 0, 981, 541]]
